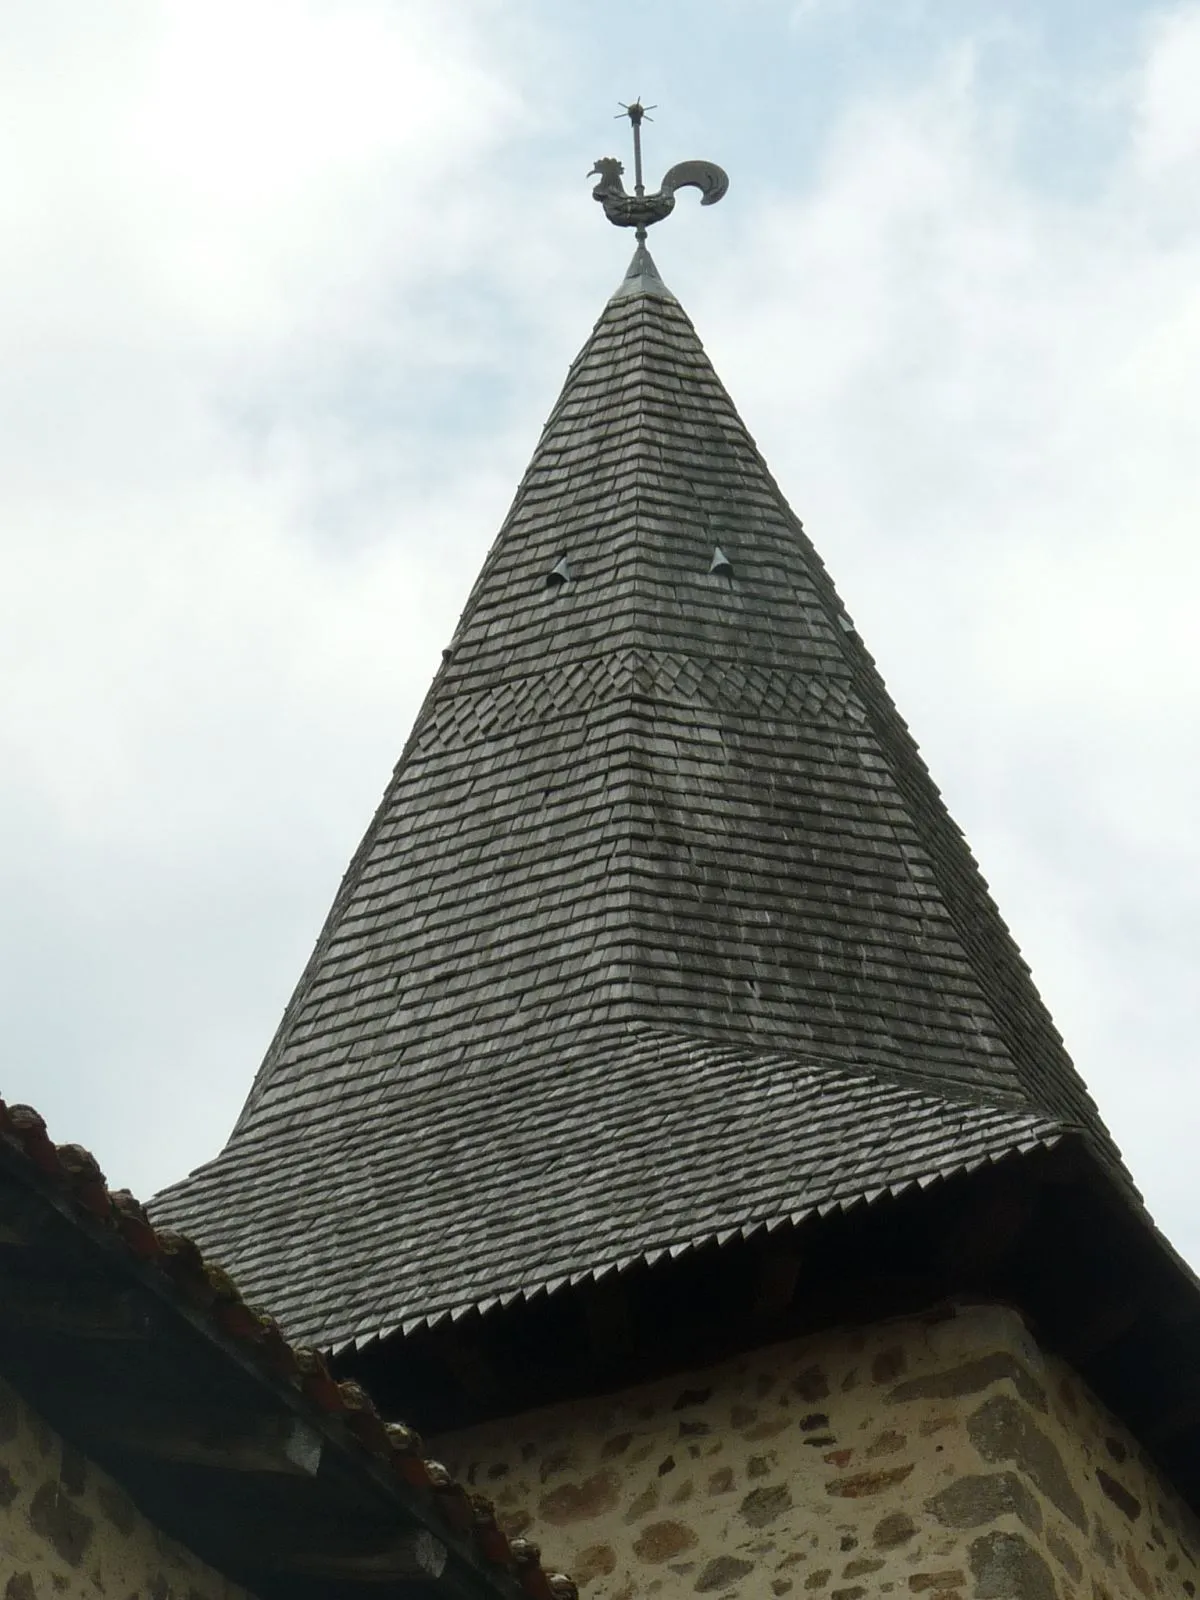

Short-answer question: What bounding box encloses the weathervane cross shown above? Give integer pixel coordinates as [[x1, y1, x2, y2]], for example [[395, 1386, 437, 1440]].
[[590, 101, 729, 243]]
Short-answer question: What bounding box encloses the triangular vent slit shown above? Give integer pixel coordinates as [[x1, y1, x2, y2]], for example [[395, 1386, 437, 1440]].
[[710, 545, 734, 577], [545, 555, 571, 591]]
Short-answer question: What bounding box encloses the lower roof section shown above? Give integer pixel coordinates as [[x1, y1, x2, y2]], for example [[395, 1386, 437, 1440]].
[[155, 1022, 1062, 1352]]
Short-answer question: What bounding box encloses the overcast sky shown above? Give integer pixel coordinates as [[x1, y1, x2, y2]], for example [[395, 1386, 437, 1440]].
[[3, 1, 1198, 1266]]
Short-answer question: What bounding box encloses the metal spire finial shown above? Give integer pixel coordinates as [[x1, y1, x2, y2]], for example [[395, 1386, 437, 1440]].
[[618, 100, 655, 198], [590, 102, 728, 244]]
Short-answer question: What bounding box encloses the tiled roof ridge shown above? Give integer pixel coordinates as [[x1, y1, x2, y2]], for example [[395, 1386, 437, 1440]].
[[0, 1094, 577, 1600]]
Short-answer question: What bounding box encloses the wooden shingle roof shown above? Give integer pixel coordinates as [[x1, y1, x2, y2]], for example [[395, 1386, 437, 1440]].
[[155, 245, 1130, 1352]]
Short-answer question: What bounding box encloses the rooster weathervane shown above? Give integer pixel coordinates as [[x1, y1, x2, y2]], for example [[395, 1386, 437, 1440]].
[[590, 101, 728, 242]]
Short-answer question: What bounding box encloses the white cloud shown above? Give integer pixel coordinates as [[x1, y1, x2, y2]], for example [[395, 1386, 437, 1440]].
[[0, 0, 544, 1189], [1132, 4, 1200, 179]]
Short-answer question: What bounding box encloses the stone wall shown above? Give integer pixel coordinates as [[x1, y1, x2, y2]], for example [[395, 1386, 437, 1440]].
[[436, 1303, 1200, 1600], [0, 1373, 249, 1600]]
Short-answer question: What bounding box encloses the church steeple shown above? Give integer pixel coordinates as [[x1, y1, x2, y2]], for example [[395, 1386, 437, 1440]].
[[156, 204, 1128, 1359]]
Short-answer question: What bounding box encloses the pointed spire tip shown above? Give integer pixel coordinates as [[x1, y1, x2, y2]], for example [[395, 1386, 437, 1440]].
[[608, 242, 676, 303]]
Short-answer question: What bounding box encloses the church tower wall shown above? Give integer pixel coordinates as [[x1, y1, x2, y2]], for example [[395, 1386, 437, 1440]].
[[435, 1305, 1198, 1600], [0, 1374, 250, 1600]]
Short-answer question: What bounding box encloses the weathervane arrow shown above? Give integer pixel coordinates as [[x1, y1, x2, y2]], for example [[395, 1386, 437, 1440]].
[[590, 101, 729, 243]]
